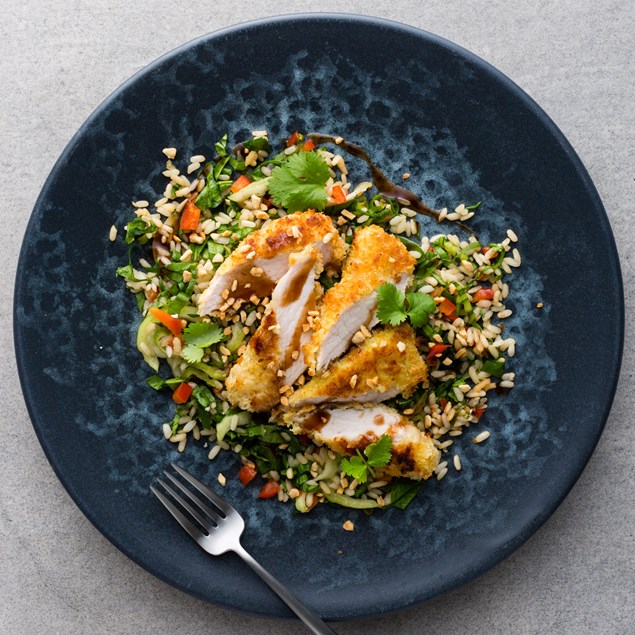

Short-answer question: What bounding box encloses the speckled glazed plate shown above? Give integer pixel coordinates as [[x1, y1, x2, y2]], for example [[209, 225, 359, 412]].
[[14, 14, 623, 621]]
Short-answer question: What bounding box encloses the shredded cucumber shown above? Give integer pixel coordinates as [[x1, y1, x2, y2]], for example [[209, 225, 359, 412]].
[[225, 323, 246, 353], [315, 456, 339, 482], [216, 412, 251, 442], [136, 313, 167, 371], [325, 493, 380, 509]]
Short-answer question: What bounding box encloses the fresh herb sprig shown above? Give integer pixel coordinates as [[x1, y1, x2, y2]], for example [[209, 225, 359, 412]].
[[268, 151, 330, 212], [376, 283, 436, 328], [341, 435, 392, 484]]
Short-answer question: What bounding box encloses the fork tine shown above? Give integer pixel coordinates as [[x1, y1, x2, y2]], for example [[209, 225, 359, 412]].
[[156, 478, 216, 532], [150, 484, 204, 541], [163, 472, 224, 525], [170, 462, 234, 515]]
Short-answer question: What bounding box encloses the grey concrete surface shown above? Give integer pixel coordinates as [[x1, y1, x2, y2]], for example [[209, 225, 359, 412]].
[[2, 1, 633, 633]]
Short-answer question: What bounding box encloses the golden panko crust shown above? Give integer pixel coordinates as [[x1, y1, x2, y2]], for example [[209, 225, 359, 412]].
[[289, 325, 427, 407]]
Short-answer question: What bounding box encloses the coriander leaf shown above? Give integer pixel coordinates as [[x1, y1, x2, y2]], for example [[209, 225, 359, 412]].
[[365, 434, 392, 468], [182, 322, 224, 348], [340, 455, 369, 483], [268, 152, 329, 212], [196, 171, 222, 211], [389, 479, 422, 509], [405, 291, 436, 328], [182, 344, 204, 364], [146, 374, 165, 391], [376, 283, 408, 326]]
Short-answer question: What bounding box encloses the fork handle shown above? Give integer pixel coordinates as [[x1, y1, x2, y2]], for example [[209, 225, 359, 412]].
[[233, 543, 337, 634]]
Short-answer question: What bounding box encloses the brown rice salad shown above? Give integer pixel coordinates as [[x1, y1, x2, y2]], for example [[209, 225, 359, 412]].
[[114, 130, 521, 512]]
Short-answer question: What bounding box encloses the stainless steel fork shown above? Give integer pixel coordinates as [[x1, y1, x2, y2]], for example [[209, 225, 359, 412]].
[[151, 463, 337, 634]]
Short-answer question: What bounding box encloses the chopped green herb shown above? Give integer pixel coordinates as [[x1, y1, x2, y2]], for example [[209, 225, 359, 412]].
[[146, 374, 165, 391], [124, 218, 155, 244], [482, 358, 506, 377], [195, 171, 222, 211], [389, 479, 422, 509]]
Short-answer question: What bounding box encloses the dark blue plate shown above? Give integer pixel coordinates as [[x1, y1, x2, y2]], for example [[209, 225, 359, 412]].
[[14, 14, 623, 621]]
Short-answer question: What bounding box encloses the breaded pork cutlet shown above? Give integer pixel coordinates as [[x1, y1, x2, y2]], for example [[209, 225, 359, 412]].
[[288, 325, 427, 408], [283, 404, 440, 480], [305, 225, 416, 373], [225, 246, 322, 411], [198, 210, 345, 315]]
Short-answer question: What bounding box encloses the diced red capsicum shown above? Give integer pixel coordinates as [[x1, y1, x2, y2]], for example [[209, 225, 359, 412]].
[[438, 298, 456, 316], [230, 174, 251, 193], [331, 185, 347, 204], [180, 199, 201, 232], [287, 131, 300, 147], [473, 288, 494, 302], [172, 382, 193, 404], [149, 307, 183, 337], [427, 343, 451, 361], [237, 465, 257, 486], [473, 407, 486, 419], [258, 480, 280, 499], [301, 139, 316, 151]]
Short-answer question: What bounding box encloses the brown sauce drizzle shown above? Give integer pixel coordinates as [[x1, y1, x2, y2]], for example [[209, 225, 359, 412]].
[[279, 257, 315, 307], [302, 409, 331, 432], [307, 133, 473, 234]]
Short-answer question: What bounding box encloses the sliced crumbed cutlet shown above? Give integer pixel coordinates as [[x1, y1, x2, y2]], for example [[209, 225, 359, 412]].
[[305, 225, 416, 372], [225, 246, 322, 411], [282, 404, 440, 480], [198, 210, 345, 315], [289, 325, 427, 408]]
